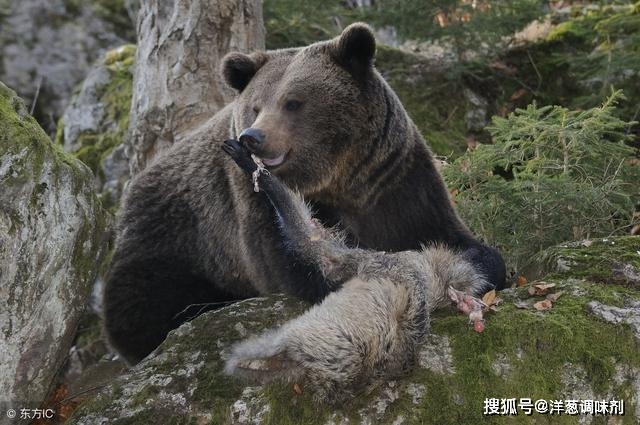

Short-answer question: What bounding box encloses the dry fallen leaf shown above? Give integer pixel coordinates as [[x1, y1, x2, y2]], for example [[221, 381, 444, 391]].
[[528, 282, 556, 296], [533, 299, 553, 311], [509, 88, 529, 101], [293, 383, 303, 395], [514, 300, 530, 309], [480, 290, 502, 313], [546, 291, 564, 302], [581, 240, 593, 247], [482, 289, 497, 305], [490, 60, 517, 76], [33, 383, 84, 425], [516, 275, 528, 286], [466, 136, 478, 151]]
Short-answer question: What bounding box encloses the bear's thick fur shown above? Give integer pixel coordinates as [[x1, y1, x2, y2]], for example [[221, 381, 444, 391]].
[[104, 23, 505, 364]]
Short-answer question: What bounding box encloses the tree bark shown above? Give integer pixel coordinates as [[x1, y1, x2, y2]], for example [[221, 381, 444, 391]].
[[126, 0, 265, 175]]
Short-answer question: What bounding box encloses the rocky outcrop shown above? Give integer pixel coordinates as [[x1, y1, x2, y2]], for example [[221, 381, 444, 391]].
[[68, 236, 640, 424], [0, 0, 135, 134], [57, 45, 135, 210], [0, 82, 107, 417], [126, 0, 265, 174]]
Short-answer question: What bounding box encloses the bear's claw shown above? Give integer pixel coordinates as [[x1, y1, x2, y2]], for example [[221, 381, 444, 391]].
[[250, 154, 270, 193], [222, 139, 258, 174]]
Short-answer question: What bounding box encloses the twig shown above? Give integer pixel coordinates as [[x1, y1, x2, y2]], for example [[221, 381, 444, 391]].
[[526, 50, 542, 95], [54, 384, 109, 406], [30, 76, 43, 116], [171, 300, 238, 321]]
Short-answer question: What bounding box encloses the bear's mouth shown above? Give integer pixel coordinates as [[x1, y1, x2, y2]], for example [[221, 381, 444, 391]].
[[256, 151, 289, 169]]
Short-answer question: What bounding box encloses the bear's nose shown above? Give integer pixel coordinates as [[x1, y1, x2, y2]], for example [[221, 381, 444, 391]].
[[239, 128, 265, 150]]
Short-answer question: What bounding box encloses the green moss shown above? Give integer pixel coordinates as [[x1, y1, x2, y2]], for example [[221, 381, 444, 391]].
[[67, 274, 640, 424], [69, 296, 313, 425], [0, 82, 48, 178], [69, 45, 134, 185], [546, 18, 595, 43], [54, 117, 65, 145], [261, 384, 329, 425], [595, 6, 640, 36], [538, 236, 640, 287], [1, 78, 108, 356], [130, 385, 161, 407], [105, 44, 136, 69], [109, 410, 191, 425], [194, 281, 640, 425], [400, 280, 640, 425], [68, 201, 107, 305]]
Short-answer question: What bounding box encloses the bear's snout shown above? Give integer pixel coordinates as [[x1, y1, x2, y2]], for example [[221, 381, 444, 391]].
[[239, 127, 265, 151]]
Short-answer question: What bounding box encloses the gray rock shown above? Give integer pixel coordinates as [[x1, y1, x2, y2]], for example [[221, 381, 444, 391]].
[[62, 66, 112, 152], [100, 143, 130, 210], [490, 353, 512, 378], [124, 0, 141, 24], [68, 295, 308, 425], [68, 242, 640, 424], [0, 82, 107, 416], [418, 334, 455, 374], [538, 236, 640, 288], [560, 365, 595, 425], [463, 88, 489, 132], [587, 300, 640, 341], [59, 45, 135, 210], [613, 365, 640, 419], [0, 0, 134, 132]]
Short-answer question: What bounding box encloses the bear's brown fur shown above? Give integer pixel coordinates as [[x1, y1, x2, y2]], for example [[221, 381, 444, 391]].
[[104, 23, 505, 364]]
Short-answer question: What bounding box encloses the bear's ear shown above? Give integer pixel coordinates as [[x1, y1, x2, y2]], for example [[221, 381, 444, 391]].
[[332, 23, 376, 79], [221, 52, 266, 92]]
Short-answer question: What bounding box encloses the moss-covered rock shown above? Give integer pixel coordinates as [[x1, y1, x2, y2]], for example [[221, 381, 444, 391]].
[[539, 236, 640, 289], [0, 81, 107, 410], [57, 44, 135, 211], [68, 236, 639, 424]]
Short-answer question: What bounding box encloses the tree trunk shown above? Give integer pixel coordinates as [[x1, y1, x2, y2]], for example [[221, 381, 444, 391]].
[[126, 0, 265, 175]]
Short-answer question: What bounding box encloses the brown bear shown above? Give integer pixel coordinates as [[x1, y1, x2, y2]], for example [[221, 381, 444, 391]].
[[104, 23, 505, 365]]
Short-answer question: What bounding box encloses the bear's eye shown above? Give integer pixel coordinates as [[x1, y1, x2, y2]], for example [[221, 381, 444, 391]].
[[284, 100, 303, 112]]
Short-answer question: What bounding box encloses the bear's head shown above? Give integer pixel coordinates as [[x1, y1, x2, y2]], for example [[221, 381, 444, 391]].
[[222, 23, 384, 196]]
